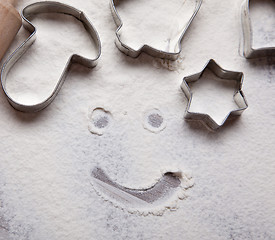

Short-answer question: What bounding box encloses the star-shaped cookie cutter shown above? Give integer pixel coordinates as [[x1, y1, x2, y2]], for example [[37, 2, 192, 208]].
[[181, 59, 248, 130], [110, 0, 202, 60], [241, 0, 275, 58], [1, 1, 101, 112]]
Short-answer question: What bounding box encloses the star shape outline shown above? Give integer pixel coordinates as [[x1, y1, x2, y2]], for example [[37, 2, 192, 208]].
[[181, 59, 248, 130]]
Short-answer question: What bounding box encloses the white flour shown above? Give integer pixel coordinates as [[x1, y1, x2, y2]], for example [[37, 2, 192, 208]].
[[0, 0, 274, 240]]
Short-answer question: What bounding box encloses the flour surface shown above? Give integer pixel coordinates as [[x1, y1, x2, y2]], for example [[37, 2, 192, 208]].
[[0, 0, 274, 240]]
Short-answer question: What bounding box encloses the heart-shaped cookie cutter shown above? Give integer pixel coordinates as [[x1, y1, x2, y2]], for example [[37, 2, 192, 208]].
[[110, 0, 202, 60], [1, 1, 101, 112], [241, 0, 275, 58]]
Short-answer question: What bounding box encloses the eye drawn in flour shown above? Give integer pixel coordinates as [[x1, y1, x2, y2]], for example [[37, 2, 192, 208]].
[[143, 109, 166, 133], [91, 167, 194, 216], [88, 108, 113, 136]]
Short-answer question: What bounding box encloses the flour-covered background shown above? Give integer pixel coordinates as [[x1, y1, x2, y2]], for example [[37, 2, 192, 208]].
[[0, 0, 274, 239]]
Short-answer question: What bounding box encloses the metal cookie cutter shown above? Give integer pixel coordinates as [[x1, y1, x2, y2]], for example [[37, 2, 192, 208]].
[[241, 0, 275, 58], [1, 1, 101, 112], [110, 0, 202, 60], [181, 59, 248, 130]]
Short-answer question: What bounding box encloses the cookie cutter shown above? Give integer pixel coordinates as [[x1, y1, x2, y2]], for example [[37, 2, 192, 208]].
[[241, 0, 275, 58], [181, 59, 248, 130], [110, 0, 202, 60], [1, 1, 101, 112]]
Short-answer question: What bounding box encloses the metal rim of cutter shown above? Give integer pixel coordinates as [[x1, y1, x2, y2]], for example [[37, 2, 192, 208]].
[[110, 0, 202, 60], [1, 1, 101, 113], [181, 59, 248, 130], [241, 0, 275, 59]]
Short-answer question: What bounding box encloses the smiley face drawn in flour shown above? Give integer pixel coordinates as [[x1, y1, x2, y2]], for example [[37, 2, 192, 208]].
[[88, 107, 194, 215]]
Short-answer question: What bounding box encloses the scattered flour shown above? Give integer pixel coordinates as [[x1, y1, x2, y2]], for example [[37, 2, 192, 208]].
[[0, 0, 274, 240]]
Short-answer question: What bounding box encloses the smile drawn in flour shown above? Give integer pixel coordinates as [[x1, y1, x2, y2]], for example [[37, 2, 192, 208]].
[[91, 167, 194, 216]]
